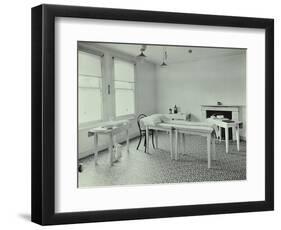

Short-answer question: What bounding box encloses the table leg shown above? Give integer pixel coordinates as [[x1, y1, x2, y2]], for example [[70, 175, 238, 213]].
[[93, 133, 98, 165], [182, 133, 186, 154], [126, 129, 130, 153], [109, 133, 114, 166], [175, 130, 178, 160], [207, 134, 211, 168], [236, 125, 240, 152], [169, 129, 173, 160], [178, 132, 181, 154], [225, 127, 229, 154], [146, 126, 149, 153], [212, 135, 216, 160], [179, 133, 183, 158], [155, 130, 158, 149], [219, 127, 222, 143], [113, 135, 117, 162]]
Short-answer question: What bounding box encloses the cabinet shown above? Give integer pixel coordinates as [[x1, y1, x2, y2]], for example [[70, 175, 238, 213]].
[[165, 113, 191, 121]]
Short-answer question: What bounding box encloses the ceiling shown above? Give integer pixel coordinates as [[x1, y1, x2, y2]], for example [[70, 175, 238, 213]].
[[94, 43, 245, 65]]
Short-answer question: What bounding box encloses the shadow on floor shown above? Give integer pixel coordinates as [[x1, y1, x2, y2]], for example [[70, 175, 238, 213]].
[[18, 213, 31, 222]]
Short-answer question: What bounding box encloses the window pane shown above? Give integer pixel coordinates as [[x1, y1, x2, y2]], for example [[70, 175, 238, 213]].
[[78, 50, 103, 124], [114, 59, 135, 82], [115, 89, 135, 116], [78, 51, 102, 76], [79, 88, 102, 123], [79, 76, 101, 88], [115, 81, 134, 89]]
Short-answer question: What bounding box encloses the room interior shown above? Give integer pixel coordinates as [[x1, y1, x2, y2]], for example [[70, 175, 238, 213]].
[[78, 42, 247, 187]]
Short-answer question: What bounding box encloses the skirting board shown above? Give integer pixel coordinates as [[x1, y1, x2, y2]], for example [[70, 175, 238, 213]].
[[79, 132, 140, 159]]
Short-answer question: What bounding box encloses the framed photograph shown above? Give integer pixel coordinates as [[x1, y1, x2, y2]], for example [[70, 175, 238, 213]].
[[31, 4, 274, 225]]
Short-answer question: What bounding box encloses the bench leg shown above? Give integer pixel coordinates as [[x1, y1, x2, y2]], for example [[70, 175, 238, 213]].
[[155, 130, 158, 149], [212, 136, 216, 160], [207, 135, 211, 168], [126, 129, 130, 153], [146, 126, 149, 154], [175, 130, 178, 160], [109, 133, 114, 166], [182, 133, 186, 154], [236, 125, 240, 152], [93, 134, 98, 165], [225, 127, 229, 154], [219, 127, 222, 142], [169, 129, 173, 159]]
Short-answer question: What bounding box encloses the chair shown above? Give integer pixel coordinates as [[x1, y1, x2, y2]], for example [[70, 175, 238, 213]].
[[136, 114, 155, 152]]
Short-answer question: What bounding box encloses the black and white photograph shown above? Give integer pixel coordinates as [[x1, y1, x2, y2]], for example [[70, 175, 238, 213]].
[[77, 42, 247, 188], [30, 3, 274, 226], [0, 0, 278, 228]]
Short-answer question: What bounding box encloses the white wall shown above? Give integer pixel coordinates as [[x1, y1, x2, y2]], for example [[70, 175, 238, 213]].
[[78, 44, 157, 158], [156, 53, 247, 138], [135, 61, 157, 116], [2, 0, 280, 229]]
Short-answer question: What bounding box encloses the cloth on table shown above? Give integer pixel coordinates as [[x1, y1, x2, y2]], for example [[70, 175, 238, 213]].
[[140, 114, 169, 126], [141, 114, 218, 137]]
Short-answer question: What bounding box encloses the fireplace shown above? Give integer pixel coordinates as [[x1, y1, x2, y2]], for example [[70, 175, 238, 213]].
[[201, 105, 240, 141], [206, 110, 232, 140]]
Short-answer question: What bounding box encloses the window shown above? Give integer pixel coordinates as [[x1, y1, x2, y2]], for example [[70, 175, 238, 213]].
[[78, 48, 136, 123], [78, 50, 103, 124], [113, 59, 136, 117]]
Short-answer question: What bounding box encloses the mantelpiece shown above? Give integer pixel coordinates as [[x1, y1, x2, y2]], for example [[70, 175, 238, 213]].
[[201, 105, 241, 121], [201, 105, 242, 140]]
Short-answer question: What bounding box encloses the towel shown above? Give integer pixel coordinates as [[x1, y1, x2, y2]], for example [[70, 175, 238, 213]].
[[141, 114, 219, 137], [140, 114, 168, 126], [163, 120, 219, 137]]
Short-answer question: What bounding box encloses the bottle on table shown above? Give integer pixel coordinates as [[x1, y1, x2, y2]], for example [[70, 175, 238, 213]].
[[173, 105, 178, 114]]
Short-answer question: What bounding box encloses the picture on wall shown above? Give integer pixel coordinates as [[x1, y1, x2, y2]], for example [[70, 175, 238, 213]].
[[32, 4, 274, 225], [77, 41, 247, 188]]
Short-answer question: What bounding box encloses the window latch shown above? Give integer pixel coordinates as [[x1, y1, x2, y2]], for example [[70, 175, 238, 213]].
[[108, 85, 110, 95]]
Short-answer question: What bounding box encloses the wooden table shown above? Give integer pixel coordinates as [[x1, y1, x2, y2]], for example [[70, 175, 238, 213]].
[[145, 125, 174, 159], [208, 118, 242, 154], [88, 120, 130, 166], [145, 123, 216, 168], [175, 128, 216, 169]]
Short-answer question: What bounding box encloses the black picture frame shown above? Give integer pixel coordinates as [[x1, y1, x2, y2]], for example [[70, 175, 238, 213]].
[[31, 4, 274, 225]]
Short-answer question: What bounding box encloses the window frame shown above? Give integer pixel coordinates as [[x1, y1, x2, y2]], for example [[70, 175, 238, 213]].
[[112, 56, 137, 120], [77, 47, 105, 127]]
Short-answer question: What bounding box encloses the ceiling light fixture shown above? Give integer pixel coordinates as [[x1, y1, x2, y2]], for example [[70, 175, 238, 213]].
[[137, 45, 147, 61], [160, 47, 168, 67]]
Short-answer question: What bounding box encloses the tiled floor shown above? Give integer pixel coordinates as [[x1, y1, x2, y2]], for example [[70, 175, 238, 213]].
[[78, 133, 246, 188]]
